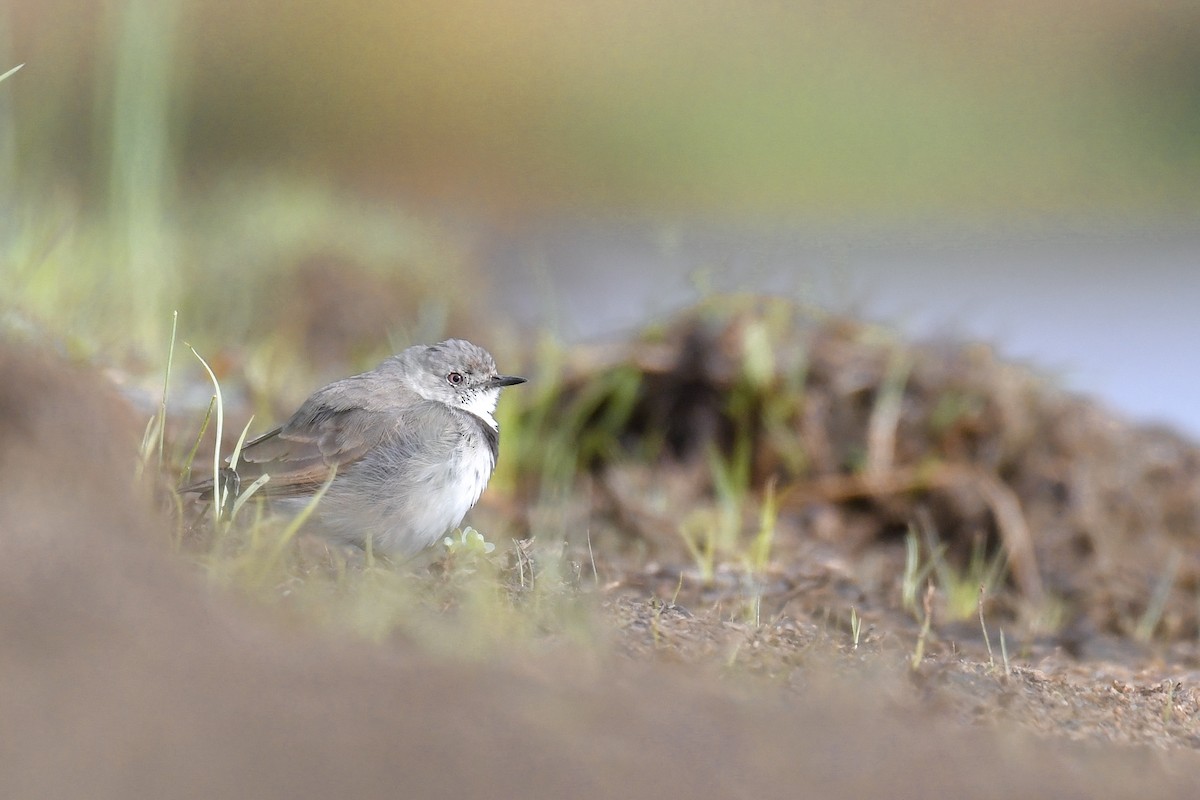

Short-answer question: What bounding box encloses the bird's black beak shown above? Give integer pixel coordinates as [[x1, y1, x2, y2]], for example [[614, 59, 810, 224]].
[[491, 375, 527, 388]]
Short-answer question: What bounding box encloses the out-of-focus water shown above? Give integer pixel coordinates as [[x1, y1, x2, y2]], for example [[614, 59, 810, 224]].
[[485, 221, 1200, 439]]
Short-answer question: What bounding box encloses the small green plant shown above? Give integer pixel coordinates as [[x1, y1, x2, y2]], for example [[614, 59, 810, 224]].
[[710, 439, 751, 549], [745, 477, 778, 574], [189, 343, 229, 523], [1135, 551, 1181, 642], [177, 398, 215, 488], [978, 584, 996, 670], [137, 311, 178, 476], [740, 478, 779, 626], [444, 527, 498, 557], [901, 526, 935, 616], [677, 509, 720, 584], [911, 582, 935, 670], [850, 607, 862, 650], [999, 627, 1011, 678], [864, 346, 912, 479], [677, 441, 752, 584], [949, 534, 1009, 620], [906, 518, 1008, 622]]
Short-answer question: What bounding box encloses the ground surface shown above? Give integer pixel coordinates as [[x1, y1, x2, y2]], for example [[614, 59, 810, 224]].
[[473, 299, 1199, 746], [176, 298, 1200, 759], [13, 298, 1199, 797]]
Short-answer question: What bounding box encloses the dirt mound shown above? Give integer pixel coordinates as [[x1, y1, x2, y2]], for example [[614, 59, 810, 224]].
[[5, 326, 1200, 796], [523, 297, 1200, 652]]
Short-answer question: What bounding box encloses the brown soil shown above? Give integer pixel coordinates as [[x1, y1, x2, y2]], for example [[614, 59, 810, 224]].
[[6, 299, 1200, 797], [495, 296, 1200, 750]]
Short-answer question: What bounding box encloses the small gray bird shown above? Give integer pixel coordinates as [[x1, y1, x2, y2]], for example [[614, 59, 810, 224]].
[[188, 339, 525, 557]]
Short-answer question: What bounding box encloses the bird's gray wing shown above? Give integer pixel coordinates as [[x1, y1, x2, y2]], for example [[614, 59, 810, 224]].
[[184, 378, 369, 497], [230, 379, 409, 498], [183, 374, 469, 500]]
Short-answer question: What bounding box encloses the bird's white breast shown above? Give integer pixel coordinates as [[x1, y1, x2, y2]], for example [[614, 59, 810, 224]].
[[383, 416, 496, 554], [450, 432, 496, 519]]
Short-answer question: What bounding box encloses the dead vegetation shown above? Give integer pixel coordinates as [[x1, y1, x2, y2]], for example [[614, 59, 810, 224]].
[[519, 296, 1200, 658]]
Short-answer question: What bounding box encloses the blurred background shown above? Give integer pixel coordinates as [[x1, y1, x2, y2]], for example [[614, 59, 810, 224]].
[[3, 0, 1199, 430]]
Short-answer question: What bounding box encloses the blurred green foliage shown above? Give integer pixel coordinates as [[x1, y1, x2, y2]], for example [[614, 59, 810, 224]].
[[5, 0, 1200, 217], [2, 0, 1198, 356]]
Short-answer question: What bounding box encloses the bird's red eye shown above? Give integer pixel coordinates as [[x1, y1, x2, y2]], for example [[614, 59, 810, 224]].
[[447, 372, 464, 385]]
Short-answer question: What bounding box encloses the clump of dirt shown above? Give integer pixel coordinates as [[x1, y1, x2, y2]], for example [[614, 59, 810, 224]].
[[522, 296, 1200, 662]]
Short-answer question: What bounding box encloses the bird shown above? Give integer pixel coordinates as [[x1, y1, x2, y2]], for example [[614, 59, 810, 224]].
[[185, 338, 526, 557]]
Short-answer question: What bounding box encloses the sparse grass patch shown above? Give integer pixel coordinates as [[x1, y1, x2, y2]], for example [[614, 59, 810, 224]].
[[907, 514, 1009, 623], [186, 496, 595, 657], [1135, 551, 1183, 643]]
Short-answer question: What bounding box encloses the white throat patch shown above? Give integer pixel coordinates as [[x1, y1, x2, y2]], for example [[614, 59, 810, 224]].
[[461, 388, 500, 431]]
